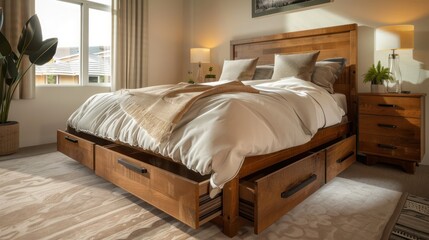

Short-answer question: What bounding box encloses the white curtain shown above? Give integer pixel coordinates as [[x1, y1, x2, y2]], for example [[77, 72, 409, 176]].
[[112, 0, 148, 91], [0, 0, 35, 99]]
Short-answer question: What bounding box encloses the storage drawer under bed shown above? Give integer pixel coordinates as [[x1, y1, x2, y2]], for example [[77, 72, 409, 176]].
[[325, 135, 356, 182], [239, 150, 325, 234], [57, 130, 113, 170], [94, 144, 221, 229]]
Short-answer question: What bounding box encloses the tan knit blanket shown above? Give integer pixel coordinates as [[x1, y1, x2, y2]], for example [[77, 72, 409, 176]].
[[119, 81, 259, 143]]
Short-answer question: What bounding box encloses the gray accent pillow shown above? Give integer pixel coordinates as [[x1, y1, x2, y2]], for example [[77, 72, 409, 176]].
[[312, 62, 342, 94], [271, 51, 320, 81], [219, 58, 259, 81], [252, 65, 274, 80], [312, 58, 347, 93]]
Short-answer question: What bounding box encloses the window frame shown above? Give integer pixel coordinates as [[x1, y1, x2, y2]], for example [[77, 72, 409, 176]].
[[36, 0, 112, 87]]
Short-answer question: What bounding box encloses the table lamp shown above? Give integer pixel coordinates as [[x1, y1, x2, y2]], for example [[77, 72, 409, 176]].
[[375, 25, 414, 93], [190, 48, 210, 83]]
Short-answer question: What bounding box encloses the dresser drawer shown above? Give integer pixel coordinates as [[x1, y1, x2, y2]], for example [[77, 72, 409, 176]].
[[57, 130, 95, 170], [359, 115, 421, 139], [239, 151, 325, 233], [95, 145, 221, 229], [359, 133, 422, 161], [325, 135, 356, 182], [359, 95, 422, 118]]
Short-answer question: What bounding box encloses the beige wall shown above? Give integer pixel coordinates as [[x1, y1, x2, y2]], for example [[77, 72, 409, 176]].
[[188, 0, 429, 165], [147, 0, 187, 85], [9, 86, 110, 147]]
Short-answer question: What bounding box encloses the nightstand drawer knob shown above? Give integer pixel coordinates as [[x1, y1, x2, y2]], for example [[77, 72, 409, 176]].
[[377, 144, 398, 150], [377, 103, 396, 108], [377, 123, 397, 129]]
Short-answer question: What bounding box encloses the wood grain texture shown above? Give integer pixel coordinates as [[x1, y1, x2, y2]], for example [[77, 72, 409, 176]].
[[231, 23, 358, 128], [94, 145, 219, 229], [57, 130, 95, 170], [358, 94, 425, 118], [241, 151, 325, 234], [325, 135, 356, 182], [358, 94, 426, 172]]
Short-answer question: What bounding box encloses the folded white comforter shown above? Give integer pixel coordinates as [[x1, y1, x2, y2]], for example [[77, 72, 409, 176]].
[[68, 78, 345, 196]]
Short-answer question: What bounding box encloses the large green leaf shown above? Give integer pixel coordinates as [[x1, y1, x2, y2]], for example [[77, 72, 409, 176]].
[[17, 15, 43, 55], [29, 38, 58, 65], [0, 32, 12, 56], [0, 8, 3, 30], [5, 54, 17, 85]]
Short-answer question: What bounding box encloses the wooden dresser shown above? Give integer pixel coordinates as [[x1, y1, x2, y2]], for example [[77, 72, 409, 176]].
[[358, 93, 426, 173]]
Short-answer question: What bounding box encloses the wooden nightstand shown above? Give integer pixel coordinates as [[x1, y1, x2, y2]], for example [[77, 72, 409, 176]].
[[358, 93, 426, 173]]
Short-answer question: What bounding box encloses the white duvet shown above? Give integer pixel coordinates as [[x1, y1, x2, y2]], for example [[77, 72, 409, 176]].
[[68, 78, 345, 196]]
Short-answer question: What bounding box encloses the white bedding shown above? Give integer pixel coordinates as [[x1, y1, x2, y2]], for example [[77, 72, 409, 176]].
[[68, 78, 345, 196]]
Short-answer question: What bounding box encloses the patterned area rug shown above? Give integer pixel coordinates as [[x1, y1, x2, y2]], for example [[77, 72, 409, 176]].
[[382, 193, 429, 240], [0, 152, 402, 239]]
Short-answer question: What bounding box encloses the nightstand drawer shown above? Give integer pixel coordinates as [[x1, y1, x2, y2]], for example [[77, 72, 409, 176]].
[[359, 95, 422, 118], [359, 133, 422, 161], [359, 115, 421, 139]]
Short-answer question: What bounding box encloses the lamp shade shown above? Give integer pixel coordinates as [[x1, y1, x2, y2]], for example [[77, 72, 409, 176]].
[[190, 48, 210, 63], [375, 25, 414, 51]]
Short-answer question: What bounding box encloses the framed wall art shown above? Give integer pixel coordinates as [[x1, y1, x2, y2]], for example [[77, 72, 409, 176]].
[[252, 0, 333, 18]]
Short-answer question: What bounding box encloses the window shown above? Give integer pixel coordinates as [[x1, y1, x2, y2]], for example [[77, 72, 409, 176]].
[[35, 0, 111, 86]]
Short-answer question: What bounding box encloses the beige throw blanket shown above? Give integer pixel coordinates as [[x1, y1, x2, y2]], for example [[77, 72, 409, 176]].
[[119, 81, 259, 143]]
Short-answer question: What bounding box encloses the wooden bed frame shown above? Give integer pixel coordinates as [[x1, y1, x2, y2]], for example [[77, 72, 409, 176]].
[[58, 24, 358, 237], [221, 23, 358, 236]]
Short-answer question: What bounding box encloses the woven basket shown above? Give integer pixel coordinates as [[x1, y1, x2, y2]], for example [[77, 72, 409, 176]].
[[0, 121, 19, 155]]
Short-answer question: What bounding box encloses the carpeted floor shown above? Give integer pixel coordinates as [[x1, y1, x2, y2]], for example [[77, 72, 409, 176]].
[[0, 152, 404, 239]]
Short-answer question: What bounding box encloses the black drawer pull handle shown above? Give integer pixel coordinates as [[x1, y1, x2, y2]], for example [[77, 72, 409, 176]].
[[377, 144, 398, 150], [378, 103, 396, 108], [65, 136, 78, 143], [377, 123, 397, 129], [118, 159, 148, 174], [336, 151, 355, 164], [281, 174, 317, 199]]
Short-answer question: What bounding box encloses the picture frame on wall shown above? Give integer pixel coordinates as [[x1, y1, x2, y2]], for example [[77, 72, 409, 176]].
[[252, 0, 333, 18]]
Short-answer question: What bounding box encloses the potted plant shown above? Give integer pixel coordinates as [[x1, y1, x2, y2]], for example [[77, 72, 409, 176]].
[[204, 66, 216, 82], [363, 61, 393, 93], [0, 10, 58, 155]]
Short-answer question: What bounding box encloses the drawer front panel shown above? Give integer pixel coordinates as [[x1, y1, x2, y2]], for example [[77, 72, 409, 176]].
[[359, 95, 422, 118], [359, 115, 421, 139], [242, 151, 325, 233], [359, 133, 421, 161], [326, 135, 356, 182], [94, 146, 218, 228], [57, 130, 95, 170]]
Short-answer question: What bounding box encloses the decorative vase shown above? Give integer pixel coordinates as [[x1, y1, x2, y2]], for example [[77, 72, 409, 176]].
[[0, 121, 19, 155], [371, 84, 386, 93]]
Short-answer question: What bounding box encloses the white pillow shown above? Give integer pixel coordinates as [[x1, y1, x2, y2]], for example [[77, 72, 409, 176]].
[[271, 51, 320, 81], [219, 58, 259, 81]]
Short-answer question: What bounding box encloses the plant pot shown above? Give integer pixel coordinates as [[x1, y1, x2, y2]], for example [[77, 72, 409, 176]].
[[0, 121, 19, 155], [204, 77, 216, 82], [371, 84, 386, 93]]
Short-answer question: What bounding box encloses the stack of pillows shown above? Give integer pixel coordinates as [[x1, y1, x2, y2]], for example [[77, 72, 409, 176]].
[[218, 51, 346, 94]]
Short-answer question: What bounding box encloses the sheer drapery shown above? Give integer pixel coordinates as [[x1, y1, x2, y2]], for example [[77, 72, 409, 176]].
[[0, 0, 35, 99], [112, 0, 148, 91]]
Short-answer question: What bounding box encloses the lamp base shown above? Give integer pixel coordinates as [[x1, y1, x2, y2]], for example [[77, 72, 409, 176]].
[[387, 52, 402, 93]]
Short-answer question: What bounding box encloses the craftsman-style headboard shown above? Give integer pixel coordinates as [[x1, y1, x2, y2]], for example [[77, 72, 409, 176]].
[[230, 24, 358, 131]]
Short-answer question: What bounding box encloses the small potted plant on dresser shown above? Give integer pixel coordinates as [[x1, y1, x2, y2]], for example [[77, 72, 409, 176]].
[[0, 11, 58, 155], [204, 66, 216, 82], [363, 61, 393, 93]]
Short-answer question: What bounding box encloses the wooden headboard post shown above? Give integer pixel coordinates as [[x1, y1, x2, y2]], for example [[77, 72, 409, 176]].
[[230, 24, 358, 133]]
